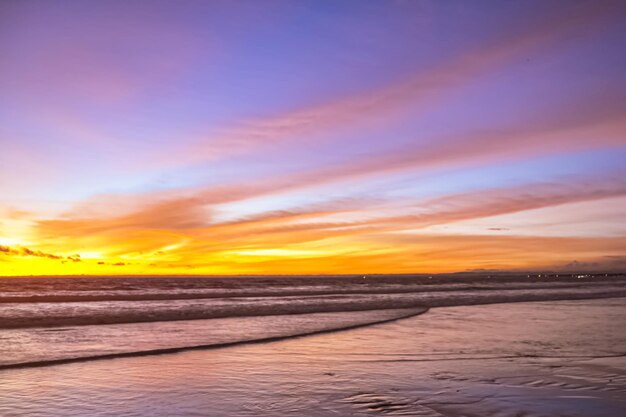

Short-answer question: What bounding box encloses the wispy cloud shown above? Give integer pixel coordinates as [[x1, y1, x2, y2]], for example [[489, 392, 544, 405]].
[[20, 172, 623, 273], [162, 0, 622, 165], [104, 92, 626, 221]]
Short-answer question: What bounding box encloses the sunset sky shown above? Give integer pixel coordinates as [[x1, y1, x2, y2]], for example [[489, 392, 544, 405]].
[[1, 0, 625, 276]]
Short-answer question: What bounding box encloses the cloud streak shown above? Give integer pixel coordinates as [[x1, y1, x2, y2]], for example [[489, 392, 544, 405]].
[[165, 0, 623, 165], [95, 89, 625, 224], [21, 172, 624, 274]]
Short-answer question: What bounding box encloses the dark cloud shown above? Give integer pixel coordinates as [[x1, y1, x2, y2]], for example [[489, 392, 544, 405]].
[[0, 245, 64, 260], [561, 256, 626, 272]]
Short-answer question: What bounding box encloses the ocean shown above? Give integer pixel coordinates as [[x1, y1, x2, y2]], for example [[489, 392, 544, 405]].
[[0, 275, 625, 416]]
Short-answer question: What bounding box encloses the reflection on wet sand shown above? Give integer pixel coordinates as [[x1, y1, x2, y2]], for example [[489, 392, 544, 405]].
[[1, 298, 624, 416]]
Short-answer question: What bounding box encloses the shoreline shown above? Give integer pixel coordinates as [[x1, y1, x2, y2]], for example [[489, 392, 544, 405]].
[[0, 307, 428, 371], [1, 298, 624, 417], [3, 294, 626, 371]]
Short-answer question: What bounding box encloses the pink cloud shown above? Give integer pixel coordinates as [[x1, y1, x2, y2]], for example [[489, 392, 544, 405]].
[[157, 0, 623, 166]]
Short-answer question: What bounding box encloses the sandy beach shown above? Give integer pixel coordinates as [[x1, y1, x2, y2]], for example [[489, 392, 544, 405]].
[[1, 295, 624, 416]]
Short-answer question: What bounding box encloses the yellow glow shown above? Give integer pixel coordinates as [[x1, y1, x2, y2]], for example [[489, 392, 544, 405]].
[[226, 248, 325, 257], [0, 237, 25, 247], [1, 196, 624, 276], [1, 231, 622, 277], [75, 251, 104, 259]]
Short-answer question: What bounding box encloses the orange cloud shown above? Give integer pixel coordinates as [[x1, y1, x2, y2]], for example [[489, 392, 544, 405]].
[[37, 196, 210, 238], [5, 171, 617, 276]]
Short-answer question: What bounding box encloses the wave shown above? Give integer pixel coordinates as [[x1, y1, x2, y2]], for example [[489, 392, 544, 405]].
[[1, 284, 625, 329], [1, 280, 617, 303], [0, 307, 428, 370]]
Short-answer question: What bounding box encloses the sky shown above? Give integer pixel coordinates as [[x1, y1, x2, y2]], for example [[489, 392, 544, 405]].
[[1, 0, 625, 276]]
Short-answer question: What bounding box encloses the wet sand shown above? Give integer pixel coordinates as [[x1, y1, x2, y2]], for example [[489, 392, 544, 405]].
[[1, 298, 624, 416], [0, 307, 428, 369]]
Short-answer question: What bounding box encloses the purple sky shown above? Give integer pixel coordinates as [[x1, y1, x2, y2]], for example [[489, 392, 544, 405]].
[[1, 0, 625, 275]]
